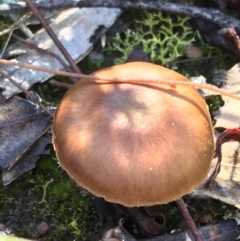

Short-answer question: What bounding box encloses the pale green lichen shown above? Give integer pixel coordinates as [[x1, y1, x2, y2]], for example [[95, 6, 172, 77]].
[[105, 11, 196, 64], [104, 11, 225, 64]]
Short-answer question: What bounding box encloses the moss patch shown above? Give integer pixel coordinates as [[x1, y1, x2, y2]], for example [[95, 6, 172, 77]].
[[0, 155, 98, 241]]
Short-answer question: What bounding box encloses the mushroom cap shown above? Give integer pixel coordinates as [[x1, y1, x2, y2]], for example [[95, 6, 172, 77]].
[[52, 62, 214, 207]]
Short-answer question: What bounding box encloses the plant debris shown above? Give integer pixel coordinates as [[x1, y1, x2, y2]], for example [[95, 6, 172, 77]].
[[213, 63, 240, 128], [0, 7, 121, 101], [0, 96, 51, 183], [101, 219, 240, 241]]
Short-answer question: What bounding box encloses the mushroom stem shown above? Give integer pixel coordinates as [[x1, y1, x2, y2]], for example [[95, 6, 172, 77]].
[[176, 198, 203, 241]]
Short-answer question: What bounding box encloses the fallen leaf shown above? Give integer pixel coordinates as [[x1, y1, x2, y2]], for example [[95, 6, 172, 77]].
[[213, 63, 240, 128], [205, 140, 240, 208], [196, 65, 240, 207], [0, 7, 121, 101], [0, 96, 51, 170], [2, 134, 51, 186]]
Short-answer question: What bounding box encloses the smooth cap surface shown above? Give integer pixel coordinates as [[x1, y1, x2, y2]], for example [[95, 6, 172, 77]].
[[52, 62, 214, 206]]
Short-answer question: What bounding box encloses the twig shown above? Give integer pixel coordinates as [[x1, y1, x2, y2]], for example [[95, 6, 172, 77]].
[[48, 79, 71, 89], [176, 198, 203, 241], [1, 58, 240, 102], [0, 58, 86, 79], [167, 54, 230, 65], [24, 0, 82, 74]]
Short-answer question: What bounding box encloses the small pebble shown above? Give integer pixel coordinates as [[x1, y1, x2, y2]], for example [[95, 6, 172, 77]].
[[36, 221, 49, 235], [183, 45, 203, 59]]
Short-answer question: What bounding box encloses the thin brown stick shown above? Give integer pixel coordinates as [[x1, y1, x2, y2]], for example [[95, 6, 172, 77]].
[[48, 79, 71, 89], [0, 58, 87, 78], [0, 70, 53, 117], [24, 0, 82, 74], [0, 58, 240, 102], [167, 54, 230, 65], [0, 59, 240, 100], [176, 198, 203, 241]]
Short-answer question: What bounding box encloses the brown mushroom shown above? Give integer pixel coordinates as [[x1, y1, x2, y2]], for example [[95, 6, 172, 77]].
[[52, 61, 214, 207]]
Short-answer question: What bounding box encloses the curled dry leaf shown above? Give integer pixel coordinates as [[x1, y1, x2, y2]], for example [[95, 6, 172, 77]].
[[0, 96, 51, 173], [205, 138, 240, 207]]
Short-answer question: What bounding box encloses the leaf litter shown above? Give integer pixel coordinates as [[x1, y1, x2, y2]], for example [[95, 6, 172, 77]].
[[0, 7, 121, 101], [202, 64, 240, 209], [0, 7, 121, 184], [0, 96, 51, 184]]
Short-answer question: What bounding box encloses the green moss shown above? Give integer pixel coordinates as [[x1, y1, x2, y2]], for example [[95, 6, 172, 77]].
[[78, 55, 106, 75], [0, 155, 98, 241], [205, 95, 224, 112], [36, 79, 66, 106]]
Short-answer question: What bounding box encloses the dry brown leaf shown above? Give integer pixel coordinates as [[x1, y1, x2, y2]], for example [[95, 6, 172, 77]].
[[0, 96, 51, 170], [0, 7, 121, 101], [2, 134, 51, 186]]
